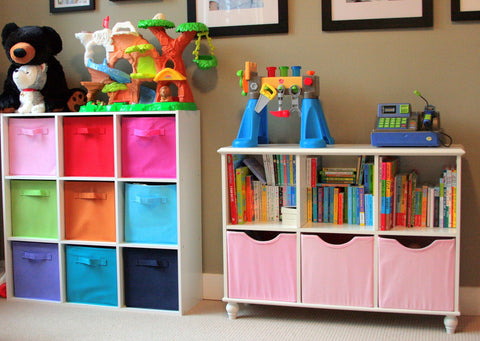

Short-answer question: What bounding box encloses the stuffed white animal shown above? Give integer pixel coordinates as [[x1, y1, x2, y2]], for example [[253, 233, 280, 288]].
[[13, 63, 48, 114]]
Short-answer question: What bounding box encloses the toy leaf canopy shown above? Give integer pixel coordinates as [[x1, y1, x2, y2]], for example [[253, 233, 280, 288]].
[[138, 19, 176, 29], [176, 22, 209, 33]]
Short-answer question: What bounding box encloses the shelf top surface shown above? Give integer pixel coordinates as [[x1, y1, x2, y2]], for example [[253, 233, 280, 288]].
[[1, 110, 199, 118], [218, 144, 465, 156]]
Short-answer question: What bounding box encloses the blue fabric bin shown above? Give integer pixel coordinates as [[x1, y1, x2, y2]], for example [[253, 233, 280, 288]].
[[123, 248, 178, 310], [65, 245, 117, 306], [12, 241, 60, 301], [124, 183, 177, 244]]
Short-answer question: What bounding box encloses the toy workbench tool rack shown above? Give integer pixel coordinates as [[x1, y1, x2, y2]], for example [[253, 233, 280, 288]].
[[233, 62, 334, 148]]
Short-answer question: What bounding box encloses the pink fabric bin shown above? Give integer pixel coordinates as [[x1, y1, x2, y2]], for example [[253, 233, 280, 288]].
[[121, 116, 176, 178], [227, 231, 297, 302], [8, 118, 56, 176], [378, 237, 455, 311], [301, 234, 374, 307]]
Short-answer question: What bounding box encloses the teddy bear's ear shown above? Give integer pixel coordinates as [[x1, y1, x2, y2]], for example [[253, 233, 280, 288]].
[[2, 22, 19, 47], [43, 26, 63, 55]]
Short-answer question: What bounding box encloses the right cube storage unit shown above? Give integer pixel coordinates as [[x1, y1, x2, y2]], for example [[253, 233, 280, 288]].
[[218, 144, 465, 333]]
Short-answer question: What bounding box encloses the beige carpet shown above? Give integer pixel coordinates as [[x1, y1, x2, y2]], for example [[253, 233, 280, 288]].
[[1, 298, 479, 340]]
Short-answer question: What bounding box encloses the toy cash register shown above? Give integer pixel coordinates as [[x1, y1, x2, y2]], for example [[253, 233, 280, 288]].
[[371, 93, 442, 147]]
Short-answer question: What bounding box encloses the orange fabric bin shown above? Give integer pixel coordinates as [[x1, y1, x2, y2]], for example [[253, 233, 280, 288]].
[[64, 181, 116, 242]]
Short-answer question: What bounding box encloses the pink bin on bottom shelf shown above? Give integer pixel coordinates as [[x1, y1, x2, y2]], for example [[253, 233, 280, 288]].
[[378, 237, 455, 311], [8, 118, 56, 176], [227, 231, 297, 302], [301, 234, 374, 307]]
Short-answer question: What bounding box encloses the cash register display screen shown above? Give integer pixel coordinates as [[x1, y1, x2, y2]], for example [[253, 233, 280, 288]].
[[382, 105, 397, 114]]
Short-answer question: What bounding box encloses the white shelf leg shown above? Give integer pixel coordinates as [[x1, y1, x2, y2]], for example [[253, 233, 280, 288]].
[[226, 302, 240, 319], [444, 315, 458, 334]]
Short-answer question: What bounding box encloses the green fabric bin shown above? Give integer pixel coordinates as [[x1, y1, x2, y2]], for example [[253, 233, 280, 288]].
[[11, 180, 58, 238]]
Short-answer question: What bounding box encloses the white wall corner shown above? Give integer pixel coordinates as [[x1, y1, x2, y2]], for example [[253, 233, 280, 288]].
[[203, 273, 224, 301], [203, 274, 480, 316], [460, 286, 480, 315]]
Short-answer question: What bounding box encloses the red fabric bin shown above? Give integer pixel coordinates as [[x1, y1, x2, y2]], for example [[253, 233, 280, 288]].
[[63, 116, 114, 177]]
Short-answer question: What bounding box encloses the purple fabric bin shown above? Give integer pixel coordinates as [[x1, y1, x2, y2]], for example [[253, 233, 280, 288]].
[[12, 241, 60, 301]]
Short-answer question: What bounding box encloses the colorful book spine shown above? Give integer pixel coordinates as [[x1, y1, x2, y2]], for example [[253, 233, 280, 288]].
[[226, 154, 238, 225], [317, 186, 324, 223], [245, 175, 254, 222], [235, 166, 249, 224], [307, 187, 312, 223], [358, 186, 365, 226], [338, 191, 344, 225]]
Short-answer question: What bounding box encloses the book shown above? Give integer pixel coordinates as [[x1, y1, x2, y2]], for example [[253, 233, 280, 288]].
[[243, 157, 267, 185], [245, 175, 254, 222], [365, 193, 373, 226], [307, 187, 312, 223], [358, 186, 365, 226], [317, 186, 324, 223], [262, 154, 274, 186], [226, 154, 238, 224], [338, 191, 344, 225], [235, 166, 249, 224]]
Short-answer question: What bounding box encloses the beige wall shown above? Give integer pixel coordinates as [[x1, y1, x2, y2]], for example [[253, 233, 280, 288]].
[[1, 1, 479, 286]]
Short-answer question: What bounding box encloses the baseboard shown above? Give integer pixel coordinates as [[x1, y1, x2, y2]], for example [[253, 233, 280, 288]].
[[202, 274, 480, 315]]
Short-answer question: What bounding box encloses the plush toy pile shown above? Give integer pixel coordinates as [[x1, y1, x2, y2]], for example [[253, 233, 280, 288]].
[[0, 23, 79, 113]]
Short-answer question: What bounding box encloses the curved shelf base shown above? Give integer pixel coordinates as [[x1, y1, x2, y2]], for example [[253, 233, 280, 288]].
[[444, 315, 458, 334], [226, 302, 240, 320]]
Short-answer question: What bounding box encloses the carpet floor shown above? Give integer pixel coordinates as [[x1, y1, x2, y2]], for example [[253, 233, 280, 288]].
[[1, 298, 480, 340]]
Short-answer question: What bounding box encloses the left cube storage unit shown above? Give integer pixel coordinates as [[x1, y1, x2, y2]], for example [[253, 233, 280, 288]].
[[12, 241, 60, 301], [2, 110, 202, 314]]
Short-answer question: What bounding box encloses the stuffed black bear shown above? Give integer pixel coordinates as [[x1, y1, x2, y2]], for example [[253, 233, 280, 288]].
[[0, 23, 71, 113]]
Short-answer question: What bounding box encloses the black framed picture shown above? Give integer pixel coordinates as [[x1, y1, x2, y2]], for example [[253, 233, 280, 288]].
[[452, 0, 480, 21], [187, 0, 288, 37], [322, 0, 433, 31], [50, 0, 95, 13]]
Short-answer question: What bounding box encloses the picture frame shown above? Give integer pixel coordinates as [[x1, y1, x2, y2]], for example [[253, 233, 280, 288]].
[[50, 0, 95, 13], [187, 0, 288, 37], [451, 0, 480, 21], [322, 0, 433, 31]]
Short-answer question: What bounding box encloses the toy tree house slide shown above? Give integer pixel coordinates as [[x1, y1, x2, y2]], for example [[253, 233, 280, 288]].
[[76, 14, 213, 109]]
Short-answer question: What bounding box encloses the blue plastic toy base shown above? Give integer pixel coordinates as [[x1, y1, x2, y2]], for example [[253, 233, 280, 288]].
[[371, 131, 440, 147], [233, 97, 334, 148]]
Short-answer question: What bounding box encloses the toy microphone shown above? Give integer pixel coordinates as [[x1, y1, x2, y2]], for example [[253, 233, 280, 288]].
[[414, 90, 435, 130]]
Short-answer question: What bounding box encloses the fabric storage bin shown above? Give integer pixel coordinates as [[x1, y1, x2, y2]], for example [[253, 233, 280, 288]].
[[121, 116, 176, 178], [8, 117, 56, 176], [64, 181, 116, 242], [227, 231, 297, 302], [123, 248, 179, 310], [12, 242, 60, 301], [378, 237, 455, 311], [65, 245, 117, 306], [11, 180, 58, 239], [63, 116, 114, 177], [124, 183, 177, 244], [301, 234, 374, 307]]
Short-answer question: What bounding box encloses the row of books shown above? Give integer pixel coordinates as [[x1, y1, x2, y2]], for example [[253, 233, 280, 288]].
[[227, 154, 297, 224], [307, 156, 375, 193], [381, 157, 457, 230], [306, 185, 374, 226], [243, 154, 297, 187]]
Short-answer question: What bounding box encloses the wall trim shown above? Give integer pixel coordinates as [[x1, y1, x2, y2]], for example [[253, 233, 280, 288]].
[[202, 274, 480, 315]]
